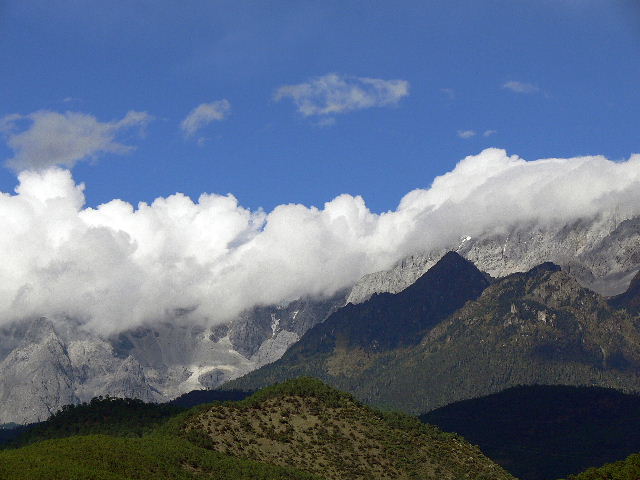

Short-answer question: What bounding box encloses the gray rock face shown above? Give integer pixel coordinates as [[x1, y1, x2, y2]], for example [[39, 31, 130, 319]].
[[102, 356, 160, 403], [0, 292, 346, 424], [0, 318, 76, 424], [347, 213, 640, 304]]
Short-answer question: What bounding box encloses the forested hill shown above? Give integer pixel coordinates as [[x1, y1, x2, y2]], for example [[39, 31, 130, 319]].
[[0, 377, 514, 480]]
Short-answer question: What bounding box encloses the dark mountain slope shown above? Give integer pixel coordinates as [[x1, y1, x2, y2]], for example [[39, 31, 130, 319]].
[[226, 257, 640, 414], [421, 385, 640, 480], [278, 251, 489, 364]]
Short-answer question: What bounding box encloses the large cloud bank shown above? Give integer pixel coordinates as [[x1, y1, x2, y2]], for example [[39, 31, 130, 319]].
[[1, 148, 640, 334]]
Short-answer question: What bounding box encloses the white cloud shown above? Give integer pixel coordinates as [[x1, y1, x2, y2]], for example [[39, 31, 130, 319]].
[[0, 110, 152, 172], [483, 129, 497, 137], [180, 100, 231, 140], [502, 81, 540, 94], [457, 130, 476, 139], [0, 149, 639, 335], [274, 73, 409, 119]]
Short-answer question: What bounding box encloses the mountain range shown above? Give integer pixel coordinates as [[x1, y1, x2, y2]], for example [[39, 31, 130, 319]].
[[226, 252, 640, 413], [2, 211, 640, 424]]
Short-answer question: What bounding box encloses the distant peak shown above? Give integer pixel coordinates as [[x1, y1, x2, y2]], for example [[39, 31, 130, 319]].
[[422, 251, 485, 280]]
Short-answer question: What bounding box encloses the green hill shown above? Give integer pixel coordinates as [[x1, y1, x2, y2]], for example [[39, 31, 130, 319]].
[[178, 377, 515, 480], [0, 434, 322, 480], [0, 377, 514, 480]]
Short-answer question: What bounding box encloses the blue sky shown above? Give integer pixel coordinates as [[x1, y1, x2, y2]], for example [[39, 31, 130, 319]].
[[1, 0, 639, 213]]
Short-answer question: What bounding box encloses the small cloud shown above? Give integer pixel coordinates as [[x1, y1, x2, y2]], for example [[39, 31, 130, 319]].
[[181, 100, 231, 141], [502, 81, 540, 94], [440, 88, 455, 100], [483, 129, 497, 137], [274, 73, 409, 122], [0, 110, 153, 172], [315, 117, 336, 128], [457, 130, 477, 139]]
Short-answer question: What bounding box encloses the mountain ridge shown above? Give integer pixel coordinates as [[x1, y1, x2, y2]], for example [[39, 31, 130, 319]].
[[225, 255, 640, 413]]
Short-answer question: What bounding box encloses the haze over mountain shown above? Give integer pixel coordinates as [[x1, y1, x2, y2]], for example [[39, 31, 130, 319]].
[[2, 2, 639, 478]]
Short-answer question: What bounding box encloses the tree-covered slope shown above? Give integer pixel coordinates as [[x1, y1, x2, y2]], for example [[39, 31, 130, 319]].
[[1, 397, 183, 448], [0, 377, 513, 480], [562, 453, 640, 480], [421, 385, 640, 480], [0, 434, 322, 480], [179, 377, 515, 480]]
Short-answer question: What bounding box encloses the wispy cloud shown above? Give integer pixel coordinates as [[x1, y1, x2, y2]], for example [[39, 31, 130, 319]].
[[457, 130, 476, 139], [274, 73, 409, 120], [440, 88, 455, 100], [483, 129, 497, 137], [0, 110, 152, 172], [180, 100, 231, 141], [502, 81, 540, 94]]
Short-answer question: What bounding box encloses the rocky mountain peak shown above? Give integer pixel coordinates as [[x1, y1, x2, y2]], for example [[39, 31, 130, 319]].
[[22, 317, 57, 346], [405, 250, 490, 298]]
